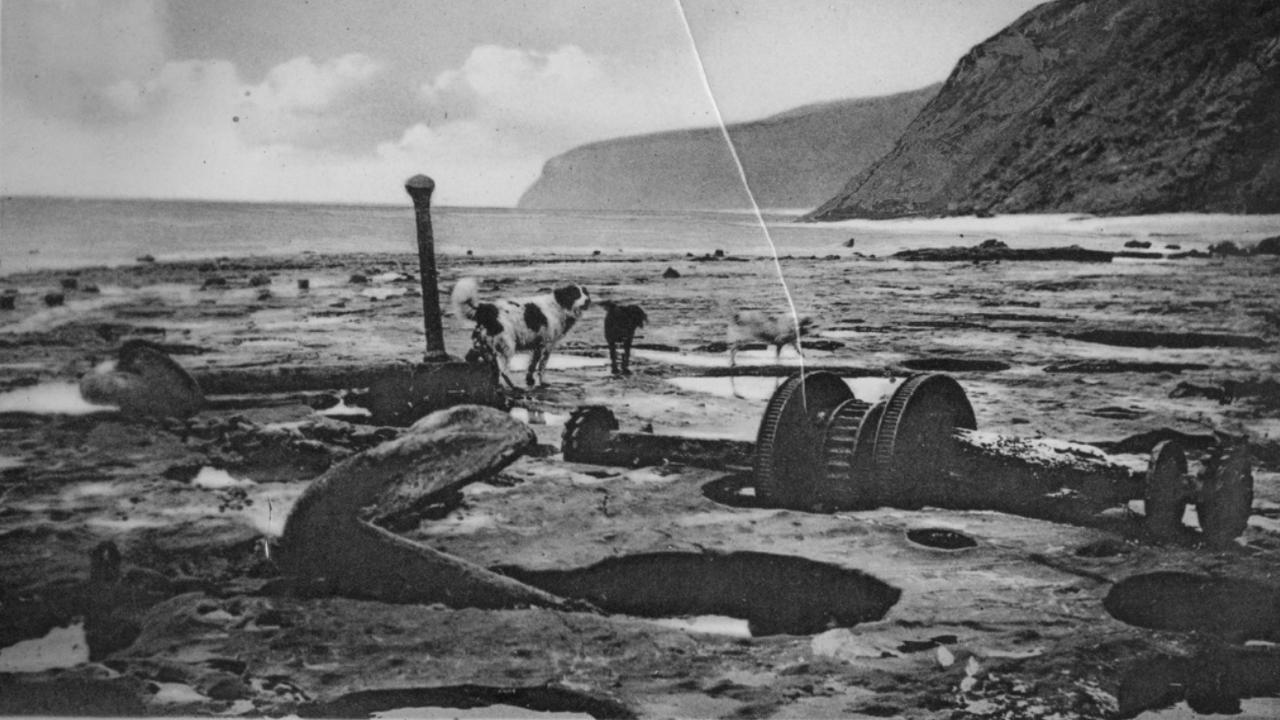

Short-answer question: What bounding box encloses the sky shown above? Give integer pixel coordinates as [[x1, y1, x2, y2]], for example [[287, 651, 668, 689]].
[[1, 0, 1046, 207]]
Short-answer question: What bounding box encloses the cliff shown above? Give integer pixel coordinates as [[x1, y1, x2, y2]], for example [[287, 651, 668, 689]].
[[808, 0, 1280, 220], [517, 86, 937, 212]]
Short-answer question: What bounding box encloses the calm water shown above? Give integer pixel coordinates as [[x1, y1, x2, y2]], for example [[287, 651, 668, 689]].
[[4, 196, 1279, 275]]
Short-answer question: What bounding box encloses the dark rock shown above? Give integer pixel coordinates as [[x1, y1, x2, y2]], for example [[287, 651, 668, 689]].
[[249, 273, 272, 287], [1123, 239, 1152, 249], [201, 276, 228, 289], [894, 243, 1112, 263], [0, 292, 15, 310], [1255, 235, 1280, 255], [1067, 329, 1267, 349], [136, 254, 156, 263], [60, 277, 79, 290], [43, 292, 65, 307], [349, 273, 369, 284], [1044, 360, 1209, 374], [662, 267, 681, 279], [297, 278, 310, 290], [1209, 241, 1245, 256]]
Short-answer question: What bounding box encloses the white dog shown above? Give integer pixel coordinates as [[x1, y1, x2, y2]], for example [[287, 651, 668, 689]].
[[450, 277, 591, 388], [727, 310, 814, 367]]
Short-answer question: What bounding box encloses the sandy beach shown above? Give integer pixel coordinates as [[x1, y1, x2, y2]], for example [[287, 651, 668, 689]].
[[1, 241, 1279, 718]]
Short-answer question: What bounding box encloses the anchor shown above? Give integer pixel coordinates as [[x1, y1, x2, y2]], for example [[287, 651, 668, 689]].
[[563, 371, 1254, 547], [362, 175, 502, 425]]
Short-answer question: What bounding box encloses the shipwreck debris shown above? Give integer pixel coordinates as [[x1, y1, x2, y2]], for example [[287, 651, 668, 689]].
[[79, 339, 204, 418], [278, 404, 578, 610], [564, 371, 1256, 545]]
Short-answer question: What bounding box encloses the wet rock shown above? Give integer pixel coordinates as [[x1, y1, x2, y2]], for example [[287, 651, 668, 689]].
[[201, 276, 228, 289], [899, 357, 1010, 373], [894, 242, 1112, 262], [279, 405, 576, 610], [79, 339, 204, 419], [43, 292, 65, 307], [1123, 239, 1152, 249], [1067, 329, 1267, 349], [1257, 235, 1280, 255], [663, 267, 681, 279], [348, 273, 369, 284], [1044, 359, 1210, 374], [1209, 240, 1244, 256]]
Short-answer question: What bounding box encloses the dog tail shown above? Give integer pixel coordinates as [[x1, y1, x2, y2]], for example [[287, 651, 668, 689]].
[[450, 277, 480, 320]]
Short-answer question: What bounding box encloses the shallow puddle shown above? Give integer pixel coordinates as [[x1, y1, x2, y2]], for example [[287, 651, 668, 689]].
[[668, 375, 897, 402], [0, 382, 116, 415], [647, 614, 752, 638], [0, 622, 89, 673]]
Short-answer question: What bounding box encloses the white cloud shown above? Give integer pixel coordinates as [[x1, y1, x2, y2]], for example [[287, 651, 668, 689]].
[[2, 0, 710, 206]]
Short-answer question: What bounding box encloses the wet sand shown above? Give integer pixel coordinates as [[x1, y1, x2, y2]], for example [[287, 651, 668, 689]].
[[1, 247, 1278, 718]]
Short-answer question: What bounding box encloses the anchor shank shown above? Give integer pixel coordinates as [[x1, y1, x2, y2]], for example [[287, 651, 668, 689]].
[[405, 174, 449, 362]]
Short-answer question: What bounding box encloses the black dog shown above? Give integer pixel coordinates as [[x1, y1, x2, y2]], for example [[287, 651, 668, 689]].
[[600, 301, 648, 376]]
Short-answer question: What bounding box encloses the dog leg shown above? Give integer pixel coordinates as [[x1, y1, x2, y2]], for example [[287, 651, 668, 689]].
[[495, 354, 518, 390], [526, 347, 542, 387], [535, 344, 554, 387], [608, 341, 621, 376], [621, 334, 634, 375]]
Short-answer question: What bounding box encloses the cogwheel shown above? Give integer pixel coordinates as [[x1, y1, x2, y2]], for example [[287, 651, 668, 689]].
[[872, 373, 976, 509], [753, 372, 853, 510]]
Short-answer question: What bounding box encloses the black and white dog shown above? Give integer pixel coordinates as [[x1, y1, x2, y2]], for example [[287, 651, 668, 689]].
[[727, 310, 813, 367], [450, 277, 591, 388], [599, 301, 648, 376]]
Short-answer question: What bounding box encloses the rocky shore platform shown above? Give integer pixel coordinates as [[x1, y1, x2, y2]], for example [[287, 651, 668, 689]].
[[1, 247, 1278, 718]]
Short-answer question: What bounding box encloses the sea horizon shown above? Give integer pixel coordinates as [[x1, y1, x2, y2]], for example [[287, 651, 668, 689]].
[[4, 194, 1280, 277]]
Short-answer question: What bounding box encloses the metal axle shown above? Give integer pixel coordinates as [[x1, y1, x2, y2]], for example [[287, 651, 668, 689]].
[[562, 371, 1253, 546]]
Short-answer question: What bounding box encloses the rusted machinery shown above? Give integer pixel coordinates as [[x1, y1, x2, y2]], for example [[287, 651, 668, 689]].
[[563, 371, 1254, 547], [364, 175, 501, 425]]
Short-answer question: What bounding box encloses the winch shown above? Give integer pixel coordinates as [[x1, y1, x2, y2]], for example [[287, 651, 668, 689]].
[[563, 371, 1253, 547]]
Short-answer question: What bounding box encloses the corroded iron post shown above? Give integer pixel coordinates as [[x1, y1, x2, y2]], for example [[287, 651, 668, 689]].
[[405, 174, 448, 361]]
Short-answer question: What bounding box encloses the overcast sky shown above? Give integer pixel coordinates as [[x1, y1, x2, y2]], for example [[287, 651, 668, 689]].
[[2, 0, 1045, 206]]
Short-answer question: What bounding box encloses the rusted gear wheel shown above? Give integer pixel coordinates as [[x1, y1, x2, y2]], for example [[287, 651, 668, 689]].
[[850, 402, 887, 504], [562, 405, 618, 463], [1144, 440, 1190, 541], [753, 372, 854, 510], [872, 373, 976, 509], [818, 398, 872, 510], [1197, 444, 1253, 549]]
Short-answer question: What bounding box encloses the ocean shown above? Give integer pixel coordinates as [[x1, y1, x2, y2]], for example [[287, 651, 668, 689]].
[[4, 196, 1280, 275]]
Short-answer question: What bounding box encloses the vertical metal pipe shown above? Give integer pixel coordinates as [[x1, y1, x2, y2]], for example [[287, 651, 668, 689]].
[[405, 175, 448, 361]]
